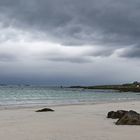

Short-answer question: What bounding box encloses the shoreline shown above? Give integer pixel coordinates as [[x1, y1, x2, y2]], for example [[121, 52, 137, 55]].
[[0, 99, 139, 110]]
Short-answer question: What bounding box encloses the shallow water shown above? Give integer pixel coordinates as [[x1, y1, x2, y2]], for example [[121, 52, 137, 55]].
[[0, 85, 139, 107]]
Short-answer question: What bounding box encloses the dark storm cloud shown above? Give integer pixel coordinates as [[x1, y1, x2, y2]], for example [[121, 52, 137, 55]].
[[120, 45, 140, 58], [47, 57, 92, 63], [0, 0, 140, 57]]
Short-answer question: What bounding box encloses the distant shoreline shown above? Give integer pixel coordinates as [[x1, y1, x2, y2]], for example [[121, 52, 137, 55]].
[[69, 81, 140, 92]]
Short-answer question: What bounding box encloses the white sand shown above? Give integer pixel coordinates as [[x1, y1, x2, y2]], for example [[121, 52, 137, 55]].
[[0, 101, 140, 140]]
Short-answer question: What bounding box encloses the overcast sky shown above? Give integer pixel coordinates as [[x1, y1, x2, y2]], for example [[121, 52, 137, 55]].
[[0, 0, 140, 85]]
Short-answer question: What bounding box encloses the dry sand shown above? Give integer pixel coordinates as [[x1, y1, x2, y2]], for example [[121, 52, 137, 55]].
[[0, 101, 140, 140]]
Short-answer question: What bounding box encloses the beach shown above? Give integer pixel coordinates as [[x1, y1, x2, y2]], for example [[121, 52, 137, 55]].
[[0, 101, 140, 140]]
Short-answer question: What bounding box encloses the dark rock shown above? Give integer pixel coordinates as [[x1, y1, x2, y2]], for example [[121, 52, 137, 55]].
[[107, 111, 116, 118], [116, 110, 140, 125], [107, 110, 128, 119], [36, 108, 54, 112]]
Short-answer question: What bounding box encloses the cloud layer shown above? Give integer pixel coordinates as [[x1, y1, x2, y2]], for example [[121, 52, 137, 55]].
[[1, 0, 140, 56], [0, 0, 140, 84], [1, 0, 140, 47]]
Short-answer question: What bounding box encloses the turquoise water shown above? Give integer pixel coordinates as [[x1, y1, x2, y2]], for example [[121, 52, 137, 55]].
[[0, 85, 140, 107]]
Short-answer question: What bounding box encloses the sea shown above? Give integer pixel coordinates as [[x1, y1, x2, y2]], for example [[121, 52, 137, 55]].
[[0, 85, 140, 108]]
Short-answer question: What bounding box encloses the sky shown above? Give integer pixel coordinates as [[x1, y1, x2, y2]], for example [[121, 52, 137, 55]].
[[0, 0, 140, 85]]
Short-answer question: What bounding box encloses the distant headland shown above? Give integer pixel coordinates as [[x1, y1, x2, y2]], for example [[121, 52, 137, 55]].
[[70, 81, 140, 92]]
